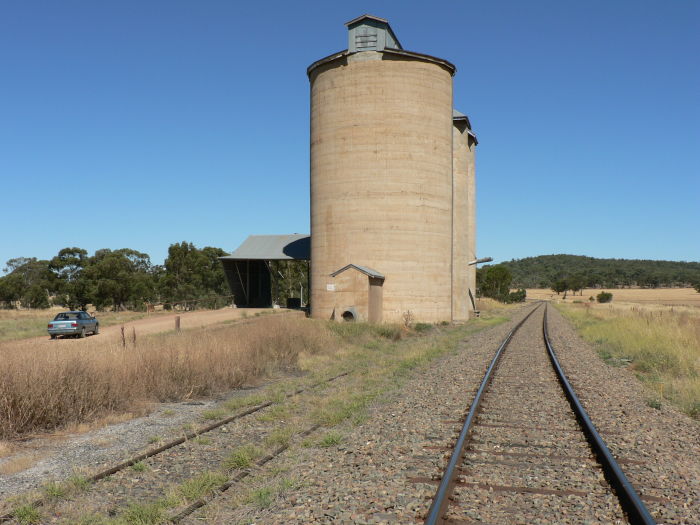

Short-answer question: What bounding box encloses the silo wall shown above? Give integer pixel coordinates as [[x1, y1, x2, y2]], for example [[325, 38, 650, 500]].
[[467, 136, 477, 311], [452, 121, 470, 320], [309, 51, 454, 323], [452, 122, 478, 319]]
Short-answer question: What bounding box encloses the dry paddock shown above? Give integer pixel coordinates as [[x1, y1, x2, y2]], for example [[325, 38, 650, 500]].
[[1, 305, 697, 524], [527, 287, 700, 308]]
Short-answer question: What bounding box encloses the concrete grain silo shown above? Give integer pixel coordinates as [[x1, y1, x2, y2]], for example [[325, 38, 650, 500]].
[[452, 110, 478, 320], [308, 15, 477, 323]]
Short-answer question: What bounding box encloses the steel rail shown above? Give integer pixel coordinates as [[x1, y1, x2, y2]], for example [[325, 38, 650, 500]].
[[543, 304, 656, 525], [424, 303, 543, 525]]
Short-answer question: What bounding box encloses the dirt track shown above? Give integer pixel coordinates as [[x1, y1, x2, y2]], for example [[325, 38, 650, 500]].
[[0, 308, 287, 350]]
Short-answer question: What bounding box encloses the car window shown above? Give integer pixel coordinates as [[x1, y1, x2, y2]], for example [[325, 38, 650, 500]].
[[55, 312, 80, 320], [79, 312, 87, 319]]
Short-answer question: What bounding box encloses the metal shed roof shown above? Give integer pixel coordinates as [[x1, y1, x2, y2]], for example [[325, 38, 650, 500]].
[[330, 263, 385, 280], [220, 234, 310, 261]]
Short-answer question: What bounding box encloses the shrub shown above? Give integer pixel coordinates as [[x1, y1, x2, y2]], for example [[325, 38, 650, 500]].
[[596, 291, 613, 303], [375, 324, 403, 341], [413, 323, 433, 333], [507, 289, 526, 303]]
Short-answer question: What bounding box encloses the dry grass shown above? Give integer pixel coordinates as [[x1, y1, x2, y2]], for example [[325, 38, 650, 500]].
[[0, 441, 13, 458], [528, 287, 700, 307], [0, 316, 331, 439], [557, 302, 700, 418], [304, 310, 512, 429], [0, 454, 41, 475], [0, 308, 160, 343]]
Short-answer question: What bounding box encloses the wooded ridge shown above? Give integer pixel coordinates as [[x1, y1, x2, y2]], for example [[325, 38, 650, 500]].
[[491, 254, 700, 289]]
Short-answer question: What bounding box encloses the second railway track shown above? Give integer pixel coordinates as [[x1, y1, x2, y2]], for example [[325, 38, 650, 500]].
[[424, 303, 655, 524], [0, 371, 350, 524]]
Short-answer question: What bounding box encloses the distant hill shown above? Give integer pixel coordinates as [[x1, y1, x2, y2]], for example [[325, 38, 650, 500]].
[[490, 254, 700, 289]]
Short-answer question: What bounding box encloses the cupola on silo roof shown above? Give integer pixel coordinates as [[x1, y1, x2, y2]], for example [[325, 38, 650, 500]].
[[345, 14, 402, 52]]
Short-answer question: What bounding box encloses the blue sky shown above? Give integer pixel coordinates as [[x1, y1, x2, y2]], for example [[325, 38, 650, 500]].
[[1, 0, 698, 270]]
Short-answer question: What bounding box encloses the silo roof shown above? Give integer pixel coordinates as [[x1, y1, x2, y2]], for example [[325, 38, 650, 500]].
[[308, 15, 455, 77], [453, 109, 478, 144], [307, 48, 455, 77], [220, 234, 310, 261], [345, 14, 389, 26]]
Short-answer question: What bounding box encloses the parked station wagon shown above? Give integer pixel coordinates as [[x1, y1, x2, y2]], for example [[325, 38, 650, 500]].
[[48, 311, 99, 339]]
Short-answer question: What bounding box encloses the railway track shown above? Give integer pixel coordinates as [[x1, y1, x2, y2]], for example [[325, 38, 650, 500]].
[[424, 303, 656, 524]]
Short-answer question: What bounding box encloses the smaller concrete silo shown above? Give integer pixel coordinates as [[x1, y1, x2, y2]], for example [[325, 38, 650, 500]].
[[452, 110, 478, 319]]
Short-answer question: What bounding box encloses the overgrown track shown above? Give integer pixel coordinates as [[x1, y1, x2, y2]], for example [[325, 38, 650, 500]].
[[425, 303, 655, 524], [0, 372, 348, 523]]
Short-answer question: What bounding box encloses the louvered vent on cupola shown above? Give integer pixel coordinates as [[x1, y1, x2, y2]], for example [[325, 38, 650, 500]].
[[345, 14, 403, 53]]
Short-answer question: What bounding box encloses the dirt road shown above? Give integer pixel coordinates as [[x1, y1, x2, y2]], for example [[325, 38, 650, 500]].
[[0, 308, 291, 350]]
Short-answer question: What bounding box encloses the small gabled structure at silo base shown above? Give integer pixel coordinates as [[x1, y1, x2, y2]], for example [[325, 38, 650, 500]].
[[328, 264, 385, 323]]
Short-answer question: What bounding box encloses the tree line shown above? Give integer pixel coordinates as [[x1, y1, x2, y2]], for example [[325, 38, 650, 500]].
[[493, 254, 700, 290], [0, 242, 230, 311]]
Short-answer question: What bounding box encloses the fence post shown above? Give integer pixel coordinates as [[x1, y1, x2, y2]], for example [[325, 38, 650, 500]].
[[132, 327, 136, 346], [120, 326, 126, 347], [175, 316, 181, 332]]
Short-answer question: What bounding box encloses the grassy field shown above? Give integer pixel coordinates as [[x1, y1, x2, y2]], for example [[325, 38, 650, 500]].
[[0, 308, 159, 343], [556, 300, 700, 419], [527, 287, 700, 307]]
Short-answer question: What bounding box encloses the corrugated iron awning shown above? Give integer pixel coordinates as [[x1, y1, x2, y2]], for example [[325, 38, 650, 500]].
[[220, 234, 310, 261]]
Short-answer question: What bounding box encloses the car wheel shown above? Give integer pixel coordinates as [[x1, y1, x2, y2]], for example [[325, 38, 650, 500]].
[[50, 334, 56, 340], [79, 327, 86, 338], [94, 324, 99, 335]]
